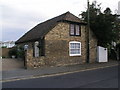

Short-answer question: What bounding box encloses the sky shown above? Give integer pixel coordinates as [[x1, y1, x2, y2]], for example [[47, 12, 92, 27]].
[[1, 0, 120, 42]]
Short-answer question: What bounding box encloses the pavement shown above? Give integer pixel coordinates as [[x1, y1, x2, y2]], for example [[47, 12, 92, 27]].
[[1, 58, 24, 71], [1, 59, 119, 82]]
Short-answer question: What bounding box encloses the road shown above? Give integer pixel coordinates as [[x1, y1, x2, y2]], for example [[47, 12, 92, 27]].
[[2, 66, 118, 88]]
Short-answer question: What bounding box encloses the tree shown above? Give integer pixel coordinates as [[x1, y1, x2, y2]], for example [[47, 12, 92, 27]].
[[81, 1, 120, 47], [104, 7, 112, 15]]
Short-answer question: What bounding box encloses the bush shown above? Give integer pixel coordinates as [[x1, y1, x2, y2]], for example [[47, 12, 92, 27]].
[[17, 46, 25, 59], [8, 46, 25, 59], [8, 47, 17, 58], [1, 46, 7, 48], [109, 49, 117, 60]]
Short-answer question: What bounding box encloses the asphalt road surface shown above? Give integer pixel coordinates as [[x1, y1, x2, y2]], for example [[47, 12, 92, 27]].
[[2, 66, 118, 88]]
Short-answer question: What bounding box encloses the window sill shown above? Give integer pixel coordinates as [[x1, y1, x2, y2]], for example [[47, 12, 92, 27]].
[[69, 54, 81, 56], [70, 35, 81, 36]]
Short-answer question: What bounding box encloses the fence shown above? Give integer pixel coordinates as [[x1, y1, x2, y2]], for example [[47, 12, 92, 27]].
[[1, 48, 12, 58]]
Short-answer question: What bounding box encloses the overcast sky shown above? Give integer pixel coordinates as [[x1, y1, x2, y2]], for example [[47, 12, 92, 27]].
[[1, 0, 120, 41]]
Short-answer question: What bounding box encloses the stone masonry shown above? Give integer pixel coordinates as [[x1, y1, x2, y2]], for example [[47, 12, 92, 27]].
[[24, 22, 97, 69]]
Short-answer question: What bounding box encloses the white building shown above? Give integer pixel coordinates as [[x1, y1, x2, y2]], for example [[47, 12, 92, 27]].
[[0, 41, 15, 48]]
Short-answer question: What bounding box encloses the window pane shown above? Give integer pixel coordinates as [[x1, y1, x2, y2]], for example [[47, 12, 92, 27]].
[[70, 24, 74, 35], [70, 49, 74, 54], [70, 49, 80, 54], [76, 25, 80, 35], [70, 43, 75, 48], [76, 49, 80, 54], [70, 49, 76, 54], [76, 43, 80, 48], [70, 42, 81, 55], [70, 43, 80, 49]]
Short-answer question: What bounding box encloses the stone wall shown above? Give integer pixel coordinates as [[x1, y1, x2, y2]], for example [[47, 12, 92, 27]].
[[89, 30, 98, 63], [24, 22, 97, 68], [44, 22, 87, 67]]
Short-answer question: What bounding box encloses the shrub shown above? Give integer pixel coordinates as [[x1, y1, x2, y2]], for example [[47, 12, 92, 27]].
[[8, 47, 17, 58], [1, 46, 7, 48], [8, 46, 25, 59], [17, 46, 25, 59]]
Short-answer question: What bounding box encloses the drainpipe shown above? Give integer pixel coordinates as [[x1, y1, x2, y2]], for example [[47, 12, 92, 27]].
[[87, 0, 90, 63]]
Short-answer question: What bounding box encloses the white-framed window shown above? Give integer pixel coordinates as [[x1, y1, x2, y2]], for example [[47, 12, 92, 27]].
[[69, 41, 81, 56]]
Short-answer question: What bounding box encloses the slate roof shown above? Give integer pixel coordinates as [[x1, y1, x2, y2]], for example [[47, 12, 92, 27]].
[[16, 11, 86, 44]]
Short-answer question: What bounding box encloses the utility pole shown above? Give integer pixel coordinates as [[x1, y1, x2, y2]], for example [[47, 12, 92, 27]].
[[87, 0, 90, 63]]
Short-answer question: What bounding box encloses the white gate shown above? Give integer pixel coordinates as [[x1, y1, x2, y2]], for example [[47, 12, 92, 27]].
[[97, 46, 108, 62]]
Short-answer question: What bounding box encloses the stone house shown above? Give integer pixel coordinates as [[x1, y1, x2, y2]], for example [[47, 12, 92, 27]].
[[16, 12, 97, 69]]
